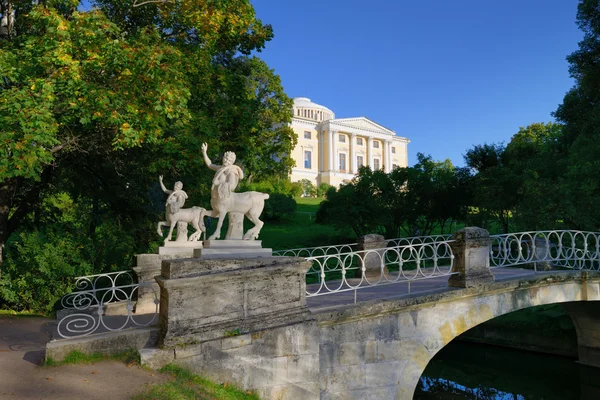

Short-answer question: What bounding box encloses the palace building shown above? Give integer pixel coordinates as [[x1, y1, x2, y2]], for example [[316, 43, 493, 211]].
[[289, 97, 410, 187]]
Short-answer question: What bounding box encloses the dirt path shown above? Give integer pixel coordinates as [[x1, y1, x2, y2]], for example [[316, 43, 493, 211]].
[[0, 316, 169, 400]]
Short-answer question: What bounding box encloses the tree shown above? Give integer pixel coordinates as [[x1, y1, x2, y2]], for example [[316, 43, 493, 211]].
[[317, 156, 471, 238], [552, 0, 600, 230], [0, 1, 294, 274], [464, 144, 517, 233]]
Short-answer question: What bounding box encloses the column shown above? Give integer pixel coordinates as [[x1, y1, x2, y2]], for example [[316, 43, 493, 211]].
[[328, 130, 333, 171], [319, 131, 323, 172], [350, 133, 357, 174], [385, 140, 392, 172], [367, 137, 373, 169], [331, 130, 337, 172]]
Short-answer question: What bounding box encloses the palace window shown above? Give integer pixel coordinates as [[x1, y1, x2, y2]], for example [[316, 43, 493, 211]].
[[373, 141, 380, 149], [374, 158, 380, 170], [392, 163, 398, 170], [339, 134, 345, 143], [304, 150, 312, 169], [339, 153, 346, 172], [357, 155, 364, 168], [392, 146, 396, 154], [357, 138, 363, 146], [304, 131, 311, 139]]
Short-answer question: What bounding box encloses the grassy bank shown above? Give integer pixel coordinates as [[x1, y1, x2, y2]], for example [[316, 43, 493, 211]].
[[133, 364, 260, 400]]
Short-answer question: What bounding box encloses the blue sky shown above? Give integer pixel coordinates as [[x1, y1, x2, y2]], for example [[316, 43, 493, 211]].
[[250, 0, 582, 166]]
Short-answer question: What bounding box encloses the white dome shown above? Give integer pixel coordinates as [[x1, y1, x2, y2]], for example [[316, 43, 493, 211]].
[[292, 97, 335, 121]]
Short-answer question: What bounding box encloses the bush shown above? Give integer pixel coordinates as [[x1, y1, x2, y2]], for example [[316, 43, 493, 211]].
[[317, 183, 334, 198], [299, 179, 317, 197], [262, 193, 297, 221], [0, 229, 94, 314]]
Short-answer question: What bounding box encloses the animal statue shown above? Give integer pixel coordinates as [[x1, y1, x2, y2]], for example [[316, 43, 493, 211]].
[[157, 205, 206, 242], [204, 191, 269, 241]]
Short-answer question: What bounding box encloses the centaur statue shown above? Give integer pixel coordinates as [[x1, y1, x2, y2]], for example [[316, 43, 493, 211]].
[[157, 176, 205, 242], [200, 143, 269, 241]]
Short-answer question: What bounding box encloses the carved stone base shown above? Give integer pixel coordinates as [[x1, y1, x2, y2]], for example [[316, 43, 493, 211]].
[[156, 257, 312, 347], [193, 240, 272, 258], [158, 241, 203, 256]]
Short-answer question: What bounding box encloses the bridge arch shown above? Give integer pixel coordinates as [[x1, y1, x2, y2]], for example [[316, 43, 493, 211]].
[[316, 272, 600, 399]]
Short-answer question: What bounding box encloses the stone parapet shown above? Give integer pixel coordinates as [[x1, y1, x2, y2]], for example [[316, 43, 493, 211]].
[[449, 227, 494, 288], [157, 257, 312, 347]]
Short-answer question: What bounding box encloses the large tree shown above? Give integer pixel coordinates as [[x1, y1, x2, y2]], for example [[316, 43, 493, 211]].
[[553, 0, 600, 230], [0, 0, 295, 270]]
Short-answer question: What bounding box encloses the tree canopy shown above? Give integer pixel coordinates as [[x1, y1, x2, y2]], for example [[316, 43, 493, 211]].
[[0, 0, 296, 271]]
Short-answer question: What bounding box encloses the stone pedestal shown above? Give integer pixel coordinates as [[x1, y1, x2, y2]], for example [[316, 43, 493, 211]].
[[225, 212, 244, 240], [175, 221, 188, 242], [158, 241, 203, 256], [357, 234, 388, 279], [448, 227, 494, 288], [157, 257, 313, 346], [193, 240, 272, 258]]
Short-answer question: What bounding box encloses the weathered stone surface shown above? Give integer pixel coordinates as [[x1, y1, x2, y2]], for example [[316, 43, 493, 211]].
[[449, 226, 494, 288], [357, 234, 388, 279], [46, 327, 159, 362], [139, 347, 175, 370], [173, 322, 320, 400], [157, 257, 313, 346], [564, 301, 600, 368], [315, 272, 600, 400]]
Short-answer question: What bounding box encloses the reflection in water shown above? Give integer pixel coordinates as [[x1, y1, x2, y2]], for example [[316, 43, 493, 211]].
[[414, 340, 596, 400]]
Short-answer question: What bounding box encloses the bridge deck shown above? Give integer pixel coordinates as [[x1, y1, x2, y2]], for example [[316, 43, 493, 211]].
[[306, 267, 558, 311]]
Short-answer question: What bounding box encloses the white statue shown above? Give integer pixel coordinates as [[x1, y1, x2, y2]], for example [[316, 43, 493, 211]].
[[201, 143, 269, 240], [157, 176, 206, 242]]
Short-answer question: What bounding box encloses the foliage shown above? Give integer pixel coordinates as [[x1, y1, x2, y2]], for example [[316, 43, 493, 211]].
[[133, 364, 261, 400], [259, 197, 353, 250], [0, 0, 295, 311], [317, 182, 334, 198], [464, 143, 516, 233], [240, 177, 302, 198], [551, 0, 600, 231], [298, 179, 317, 197], [0, 229, 92, 314], [262, 193, 296, 221], [317, 156, 471, 238]]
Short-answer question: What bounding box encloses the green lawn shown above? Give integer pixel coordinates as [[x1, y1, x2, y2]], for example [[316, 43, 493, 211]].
[[259, 198, 355, 250]]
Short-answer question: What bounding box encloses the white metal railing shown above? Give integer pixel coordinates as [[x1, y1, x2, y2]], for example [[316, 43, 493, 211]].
[[56, 282, 159, 339], [60, 271, 135, 309], [272, 234, 452, 258], [273, 243, 358, 257], [490, 230, 600, 271], [305, 240, 455, 301]]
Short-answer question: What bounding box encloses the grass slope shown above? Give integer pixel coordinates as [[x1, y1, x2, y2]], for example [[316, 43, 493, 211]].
[[133, 364, 260, 400]]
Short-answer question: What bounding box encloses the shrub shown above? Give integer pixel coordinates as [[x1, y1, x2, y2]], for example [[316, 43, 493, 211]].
[[317, 183, 334, 198], [262, 193, 297, 221], [299, 179, 317, 197], [0, 229, 94, 314]]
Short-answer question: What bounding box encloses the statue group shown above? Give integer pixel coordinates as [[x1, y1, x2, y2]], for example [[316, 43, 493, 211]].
[[157, 143, 269, 243]]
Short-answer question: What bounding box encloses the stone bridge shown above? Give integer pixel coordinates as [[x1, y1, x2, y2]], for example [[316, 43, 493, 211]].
[[144, 228, 600, 399], [47, 228, 600, 399]]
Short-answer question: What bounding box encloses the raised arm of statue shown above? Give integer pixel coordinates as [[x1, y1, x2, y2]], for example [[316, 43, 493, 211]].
[[159, 175, 172, 194], [201, 142, 219, 171]]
